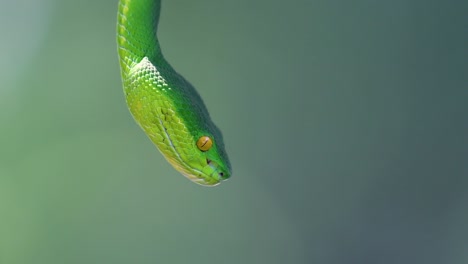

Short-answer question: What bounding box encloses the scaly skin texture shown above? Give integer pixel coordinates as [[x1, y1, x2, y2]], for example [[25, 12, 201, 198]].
[[117, 0, 231, 186]]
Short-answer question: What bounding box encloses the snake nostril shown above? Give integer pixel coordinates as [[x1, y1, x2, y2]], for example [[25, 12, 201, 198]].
[[219, 172, 224, 177]]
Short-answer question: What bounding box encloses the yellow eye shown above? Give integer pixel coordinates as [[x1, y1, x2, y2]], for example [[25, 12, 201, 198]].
[[196, 136, 213, 151]]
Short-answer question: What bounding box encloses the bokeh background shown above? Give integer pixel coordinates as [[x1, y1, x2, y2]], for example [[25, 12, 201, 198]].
[[1, 0, 467, 263]]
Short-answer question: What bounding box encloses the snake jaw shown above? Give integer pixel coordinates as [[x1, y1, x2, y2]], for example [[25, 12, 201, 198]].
[[184, 158, 230, 186], [163, 153, 229, 186]]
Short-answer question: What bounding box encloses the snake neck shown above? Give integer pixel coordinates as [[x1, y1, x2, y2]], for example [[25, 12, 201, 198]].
[[117, 0, 164, 75]]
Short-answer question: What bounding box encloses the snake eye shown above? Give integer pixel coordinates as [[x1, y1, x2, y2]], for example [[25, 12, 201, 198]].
[[196, 136, 213, 151]]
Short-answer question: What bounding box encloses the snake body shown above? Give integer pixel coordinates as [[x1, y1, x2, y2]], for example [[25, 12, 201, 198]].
[[117, 0, 231, 186]]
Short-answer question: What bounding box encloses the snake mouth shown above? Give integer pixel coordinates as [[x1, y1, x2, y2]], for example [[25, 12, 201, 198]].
[[173, 158, 229, 187]]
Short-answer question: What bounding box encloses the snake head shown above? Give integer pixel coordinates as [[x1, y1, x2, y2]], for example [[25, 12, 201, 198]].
[[161, 130, 232, 186]]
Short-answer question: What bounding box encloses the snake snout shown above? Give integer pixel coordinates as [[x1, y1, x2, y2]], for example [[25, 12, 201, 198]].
[[206, 159, 230, 181]]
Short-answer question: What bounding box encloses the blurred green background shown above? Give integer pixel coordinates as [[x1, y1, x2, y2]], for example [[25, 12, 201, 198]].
[[1, 0, 466, 263]]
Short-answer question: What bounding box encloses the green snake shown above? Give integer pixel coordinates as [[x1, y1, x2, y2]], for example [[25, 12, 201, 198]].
[[117, 0, 231, 186]]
